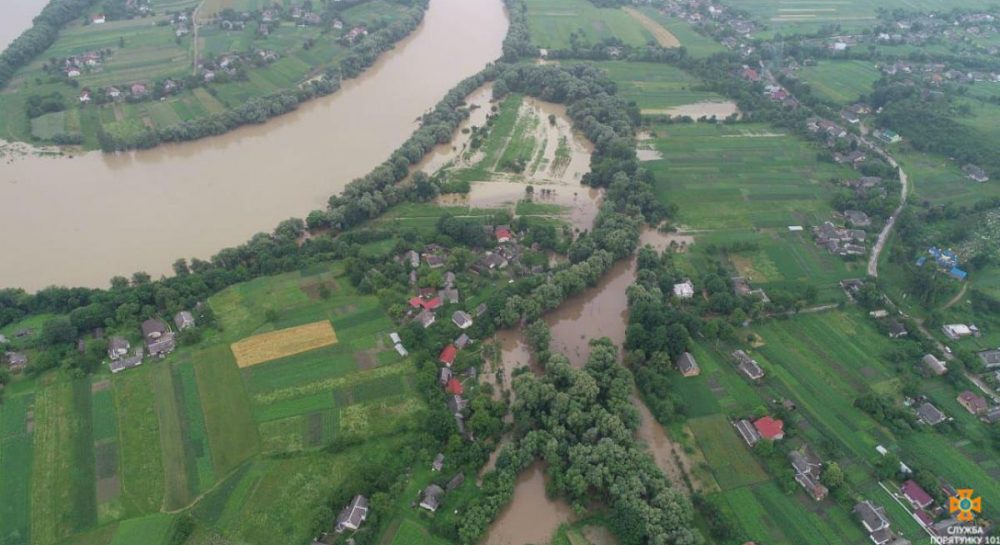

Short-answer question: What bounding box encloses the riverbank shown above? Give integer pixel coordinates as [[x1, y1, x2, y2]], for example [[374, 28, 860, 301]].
[[0, 0, 508, 291]]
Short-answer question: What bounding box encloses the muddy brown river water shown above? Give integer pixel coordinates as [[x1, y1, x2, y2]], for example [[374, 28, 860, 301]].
[[0, 0, 507, 291], [0, 0, 50, 49]]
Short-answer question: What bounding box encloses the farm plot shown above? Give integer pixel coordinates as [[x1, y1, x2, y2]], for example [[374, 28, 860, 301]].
[[30, 379, 97, 545], [722, 482, 868, 545], [636, 8, 725, 57], [387, 517, 453, 545], [192, 346, 259, 478], [798, 60, 881, 105], [622, 6, 679, 47], [113, 367, 166, 516], [91, 379, 123, 522], [231, 320, 338, 368], [726, 0, 988, 33], [687, 414, 769, 490], [108, 513, 176, 545], [581, 61, 722, 110], [525, 0, 654, 49], [0, 393, 34, 545]]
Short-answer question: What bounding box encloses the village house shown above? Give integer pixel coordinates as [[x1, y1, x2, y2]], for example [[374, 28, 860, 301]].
[[917, 402, 946, 426], [922, 354, 947, 376], [901, 480, 934, 510], [452, 311, 473, 330], [835, 150, 867, 166], [107, 87, 122, 100], [475, 304, 487, 317], [495, 226, 513, 243], [419, 484, 445, 512], [335, 495, 368, 533], [142, 318, 176, 356], [425, 254, 445, 269], [445, 377, 464, 396], [675, 352, 700, 377], [108, 336, 130, 360], [66, 67, 81, 78], [854, 501, 891, 545], [957, 390, 988, 416], [732, 350, 765, 381], [343, 26, 368, 45], [977, 349, 1000, 368], [962, 164, 989, 183], [130, 83, 148, 97], [110, 348, 143, 373], [790, 448, 828, 501], [844, 210, 871, 227], [174, 311, 195, 330], [432, 453, 445, 472], [79, 90, 91, 103], [5, 352, 27, 371], [753, 416, 784, 440], [439, 344, 457, 367], [92, 14, 106, 24], [454, 333, 470, 349], [438, 288, 459, 305], [887, 319, 908, 339], [673, 279, 695, 299], [942, 323, 976, 340]]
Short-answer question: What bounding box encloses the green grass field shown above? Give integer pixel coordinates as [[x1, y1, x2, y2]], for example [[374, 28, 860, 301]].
[[113, 366, 166, 516], [689, 414, 769, 490], [525, 0, 655, 49], [0, 393, 34, 545], [728, 0, 992, 34], [798, 60, 881, 105], [581, 61, 722, 110], [193, 345, 259, 477]]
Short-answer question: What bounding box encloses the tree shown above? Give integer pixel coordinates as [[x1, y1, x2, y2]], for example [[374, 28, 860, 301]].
[[42, 316, 77, 345], [821, 462, 845, 489]]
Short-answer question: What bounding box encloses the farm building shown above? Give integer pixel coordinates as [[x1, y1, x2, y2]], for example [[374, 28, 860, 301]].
[[917, 402, 946, 426], [394, 344, 408, 357], [958, 391, 988, 416], [109, 349, 143, 373], [107, 336, 130, 360], [790, 448, 828, 501], [732, 350, 765, 381], [673, 280, 695, 299], [922, 354, 947, 375], [335, 495, 368, 533], [416, 310, 436, 329], [675, 352, 700, 377], [753, 416, 784, 440], [734, 419, 760, 446], [174, 311, 195, 330], [389, 332, 402, 345], [419, 484, 444, 512], [977, 349, 1000, 368], [901, 480, 933, 510], [5, 351, 27, 371]]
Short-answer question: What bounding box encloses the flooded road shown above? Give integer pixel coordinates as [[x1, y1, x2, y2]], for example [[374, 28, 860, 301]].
[[483, 461, 574, 545], [641, 100, 741, 119], [0, 0, 507, 291], [0, 0, 49, 49]]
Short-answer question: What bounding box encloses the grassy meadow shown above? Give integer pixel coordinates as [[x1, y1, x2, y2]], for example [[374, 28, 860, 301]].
[[797, 60, 881, 105], [584, 61, 723, 110]]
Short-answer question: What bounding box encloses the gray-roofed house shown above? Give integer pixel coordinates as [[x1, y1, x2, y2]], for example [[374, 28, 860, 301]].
[[432, 453, 444, 472], [844, 210, 871, 227], [790, 448, 829, 501], [405, 250, 420, 268], [675, 352, 700, 377], [425, 254, 446, 269], [5, 352, 27, 371], [446, 473, 465, 491], [416, 310, 436, 329], [887, 319, 908, 339], [389, 332, 402, 345], [977, 349, 1000, 368], [922, 354, 947, 376], [439, 288, 459, 305], [917, 402, 946, 426], [174, 311, 195, 331], [475, 304, 487, 317], [854, 501, 890, 534], [108, 336, 130, 360], [109, 348, 144, 373], [452, 311, 473, 330], [454, 333, 471, 349], [419, 484, 445, 512], [142, 318, 176, 357], [439, 367, 453, 386], [444, 272, 456, 288], [335, 495, 368, 533], [734, 418, 760, 446]]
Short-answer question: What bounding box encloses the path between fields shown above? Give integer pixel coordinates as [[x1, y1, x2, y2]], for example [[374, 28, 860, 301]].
[[865, 141, 909, 278], [941, 282, 968, 310], [192, 0, 208, 75], [622, 7, 680, 48]]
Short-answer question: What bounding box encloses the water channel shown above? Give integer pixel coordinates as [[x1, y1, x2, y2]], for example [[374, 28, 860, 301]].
[[0, 0, 508, 290]]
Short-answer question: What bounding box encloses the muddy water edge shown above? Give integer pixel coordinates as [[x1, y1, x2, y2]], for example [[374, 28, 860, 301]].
[[0, 0, 507, 291]]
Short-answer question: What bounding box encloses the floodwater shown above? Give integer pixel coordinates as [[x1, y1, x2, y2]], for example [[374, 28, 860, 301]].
[[0, 0, 50, 49], [642, 100, 741, 119], [0, 0, 508, 291], [482, 461, 574, 545]]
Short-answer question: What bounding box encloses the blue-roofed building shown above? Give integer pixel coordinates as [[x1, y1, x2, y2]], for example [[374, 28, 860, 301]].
[[916, 256, 927, 267], [949, 267, 968, 281]]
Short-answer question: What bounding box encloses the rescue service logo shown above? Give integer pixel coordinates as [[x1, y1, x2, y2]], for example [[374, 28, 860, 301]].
[[950, 489, 982, 522]]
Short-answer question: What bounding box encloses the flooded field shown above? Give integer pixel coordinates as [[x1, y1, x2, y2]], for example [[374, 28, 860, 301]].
[[641, 100, 741, 119], [0, 0, 508, 290]]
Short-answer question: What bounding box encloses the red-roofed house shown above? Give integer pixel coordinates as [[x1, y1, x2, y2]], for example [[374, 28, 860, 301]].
[[445, 377, 464, 395], [901, 480, 934, 509], [914, 509, 933, 527], [495, 228, 513, 243], [957, 390, 988, 416], [423, 297, 443, 311], [753, 416, 784, 440], [439, 344, 457, 366], [408, 296, 423, 308]]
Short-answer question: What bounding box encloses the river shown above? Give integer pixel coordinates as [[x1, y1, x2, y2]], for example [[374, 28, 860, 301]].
[[0, 0, 507, 291], [0, 0, 50, 49]]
